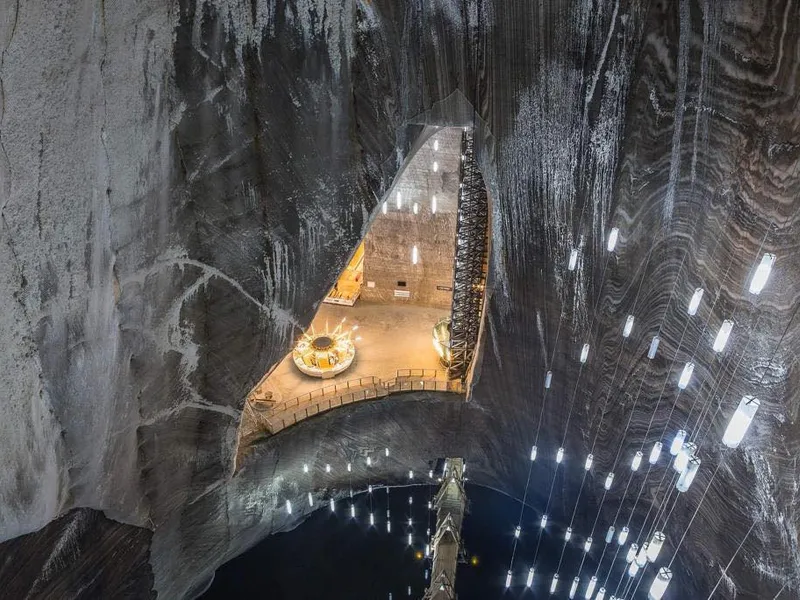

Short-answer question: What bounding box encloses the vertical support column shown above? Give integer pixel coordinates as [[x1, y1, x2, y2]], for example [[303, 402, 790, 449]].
[[423, 458, 467, 600], [448, 129, 489, 382]]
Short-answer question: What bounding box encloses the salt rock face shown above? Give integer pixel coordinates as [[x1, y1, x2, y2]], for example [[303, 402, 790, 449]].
[[0, 1, 798, 598]]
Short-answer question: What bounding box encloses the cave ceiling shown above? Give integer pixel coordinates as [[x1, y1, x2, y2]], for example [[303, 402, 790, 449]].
[[0, 0, 798, 598]]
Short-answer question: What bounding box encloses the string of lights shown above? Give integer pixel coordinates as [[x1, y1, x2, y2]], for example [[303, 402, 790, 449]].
[[500, 210, 780, 599], [562, 250, 690, 593], [553, 244, 659, 583]]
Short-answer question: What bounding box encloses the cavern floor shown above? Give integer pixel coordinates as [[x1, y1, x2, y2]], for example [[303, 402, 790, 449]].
[[253, 301, 449, 404]]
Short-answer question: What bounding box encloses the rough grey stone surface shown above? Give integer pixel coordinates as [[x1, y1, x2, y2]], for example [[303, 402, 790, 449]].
[[0, 1, 798, 599]]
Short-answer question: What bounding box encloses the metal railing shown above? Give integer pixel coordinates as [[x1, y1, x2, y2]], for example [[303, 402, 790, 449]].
[[267, 376, 383, 414], [395, 368, 442, 379], [263, 372, 463, 435]]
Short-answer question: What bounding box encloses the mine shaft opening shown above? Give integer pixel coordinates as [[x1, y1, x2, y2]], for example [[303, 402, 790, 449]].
[[238, 127, 490, 450]]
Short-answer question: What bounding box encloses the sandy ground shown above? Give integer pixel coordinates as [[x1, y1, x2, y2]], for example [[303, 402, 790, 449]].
[[256, 301, 449, 404]]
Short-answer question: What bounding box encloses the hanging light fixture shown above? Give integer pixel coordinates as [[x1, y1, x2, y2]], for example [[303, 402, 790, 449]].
[[631, 451, 643, 472], [676, 455, 701, 492], [648, 567, 673, 599], [285, 500, 292, 514], [541, 514, 548, 528], [607, 227, 619, 252], [678, 362, 695, 389], [580, 343, 590, 363], [585, 576, 597, 599], [325, 463, 331, 473], [527, 567, 535, 588], [596, 588, 606, 600], [565, 527, 572, 541], [505, 570, 513, 588], [635, 542, 649, 567], [722, 395, 761, 448], [618, 526, 629, 545], [749, 253, 775, 295], [432, 161, 439, 172], [431, 195, 437, 214], [303, 463, 309, 473], [530, 445, 538, 461], [584, 537, 593, 552], [604, 472, 615, 490], [688, 288, 704, 315], [545, 370, 553, 389], [569, 577, 579, 599], [673, 441, 697, 473], [647, 532, 665, 563], [413, 202, 419, 215], [367, 456, 372, 466], [408, 533, 413, 545], [605, 526, 615, 543], [569, 248, 579, 271], [713, 319, 734, 353], [649, 441, 663, 464], [557, 447, 565, 463], [669, 430, 687, 455], [387, 520, 391, 533], [350, 504, 356, 518], [308, 492, 314, 506], [626, 543, 639, 563], [385, 447, 390, 457], [623, 315, 635, 338], [409, 470, 414, 479], [370, 512, 375, 526], [627, 562, 640, 577], [648, 336, 660, 359], [550, 574, 559, 594], [433, 139, 439, 152], [330, 498, 335, 512], [584, 454, 594, 470], [347, 462, 352, 472], [515, 525, 521, 538]]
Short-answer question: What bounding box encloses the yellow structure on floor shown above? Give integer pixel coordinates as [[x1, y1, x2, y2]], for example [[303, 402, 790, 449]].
[[324, 242, 364, 306]]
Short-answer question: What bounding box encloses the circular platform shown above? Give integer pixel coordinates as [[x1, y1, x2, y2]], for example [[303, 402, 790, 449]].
[[293, 331, 356, 379]]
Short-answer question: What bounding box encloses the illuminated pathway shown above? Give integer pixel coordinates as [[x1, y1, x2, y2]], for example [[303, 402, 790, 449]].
[[424, 458, 467, 600]]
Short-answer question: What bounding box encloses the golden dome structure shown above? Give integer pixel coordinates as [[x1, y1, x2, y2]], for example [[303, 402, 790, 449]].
[[432, 317, 452, 366], [292, 320, 356, 378]]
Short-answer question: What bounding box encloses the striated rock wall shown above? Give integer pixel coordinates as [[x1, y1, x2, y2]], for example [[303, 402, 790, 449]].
[[0, 1, 798, 598]]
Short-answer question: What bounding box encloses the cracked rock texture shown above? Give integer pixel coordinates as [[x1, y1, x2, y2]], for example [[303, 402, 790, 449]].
[[0, 1, 798, 599]]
